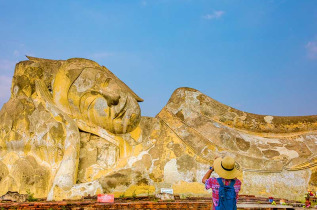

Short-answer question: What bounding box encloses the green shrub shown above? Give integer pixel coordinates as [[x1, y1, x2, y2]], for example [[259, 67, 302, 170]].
[[132, 190, 137, 199], [26, 189, 38, 202]]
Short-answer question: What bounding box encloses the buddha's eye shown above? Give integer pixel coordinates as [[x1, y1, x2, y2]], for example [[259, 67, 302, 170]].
[[99, 77, 111, 89], [91, 91, 99, 95], [96, 73, 101, 79], [96, 72, 112, 88]]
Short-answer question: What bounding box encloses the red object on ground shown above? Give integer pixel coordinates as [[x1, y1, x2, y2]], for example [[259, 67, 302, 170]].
[[305, 200, 311, 208], [97, 194, 114, 203]]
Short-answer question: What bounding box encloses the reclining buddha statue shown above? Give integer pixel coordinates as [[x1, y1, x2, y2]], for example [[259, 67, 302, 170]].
[[0, 56, 316, 201]]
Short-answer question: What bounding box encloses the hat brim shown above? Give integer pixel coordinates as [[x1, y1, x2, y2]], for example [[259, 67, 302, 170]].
[[213, 157, 240, 179]]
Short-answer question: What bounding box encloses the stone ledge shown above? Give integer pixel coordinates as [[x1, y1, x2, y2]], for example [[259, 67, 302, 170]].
[[0, 201, 305, 210]]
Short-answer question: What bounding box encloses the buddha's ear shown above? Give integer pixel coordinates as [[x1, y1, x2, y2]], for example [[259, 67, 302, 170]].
[[35, 78, 81, 202], [35, 79, 55, 105], [35, 78, 69, 118], [52, 67, 84, 115]]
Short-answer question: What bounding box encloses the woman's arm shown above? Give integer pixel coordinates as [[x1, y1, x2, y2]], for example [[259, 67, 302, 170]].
[[202, 167, 214, 184]]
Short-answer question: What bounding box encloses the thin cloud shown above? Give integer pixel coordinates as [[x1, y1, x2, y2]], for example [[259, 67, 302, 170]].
[[141, 0, 147, 6], [306, 41, 317, 59], [0, 61, 15, 108], [203, 11, 225, 20], [0, 59, 16, 73], [13, 50, 20, 57], [0, 75, 12, 99]]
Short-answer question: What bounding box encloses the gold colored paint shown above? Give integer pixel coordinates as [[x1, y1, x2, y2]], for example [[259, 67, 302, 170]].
[[172, 181, 207, 195], [133, 144, 144, 156], [130, 126, 141, 141], [0, 57, 316, 201], [123, 185, 155, 197], [116, 136, 132, 158]]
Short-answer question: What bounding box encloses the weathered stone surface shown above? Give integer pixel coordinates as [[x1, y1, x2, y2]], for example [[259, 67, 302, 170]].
[[0, 57, 142, 200], [155, 193, 175, 200], [157, 87, 317, 200], [0, 57, 316, 201], [0, 191, 28, 202]]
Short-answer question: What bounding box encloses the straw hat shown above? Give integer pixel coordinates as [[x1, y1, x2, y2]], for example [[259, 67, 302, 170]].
[[213, 156, 240, 179]]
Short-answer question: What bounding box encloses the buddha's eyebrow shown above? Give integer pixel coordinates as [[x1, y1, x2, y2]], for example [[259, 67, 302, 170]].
[[104, 78, 111, 86], [95, 71, 112, 83]]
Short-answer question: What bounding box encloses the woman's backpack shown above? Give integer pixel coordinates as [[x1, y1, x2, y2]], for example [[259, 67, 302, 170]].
[[215, 178, 237, 210]]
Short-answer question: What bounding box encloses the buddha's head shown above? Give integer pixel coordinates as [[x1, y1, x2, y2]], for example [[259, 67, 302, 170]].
[[52, 58, 142, 134]]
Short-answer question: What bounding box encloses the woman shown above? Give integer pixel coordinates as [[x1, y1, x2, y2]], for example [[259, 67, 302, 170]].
[[202, 156, 242, 210]]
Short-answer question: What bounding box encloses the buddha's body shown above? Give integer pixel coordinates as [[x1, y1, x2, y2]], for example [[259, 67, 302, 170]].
[[0, 57, 316, 201]]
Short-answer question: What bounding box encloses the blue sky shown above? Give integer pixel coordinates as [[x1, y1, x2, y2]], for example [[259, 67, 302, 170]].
[[0, 0, 316, 117]]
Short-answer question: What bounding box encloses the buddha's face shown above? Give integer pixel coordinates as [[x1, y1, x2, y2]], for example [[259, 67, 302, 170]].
[[53, 59, 142, 134]]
